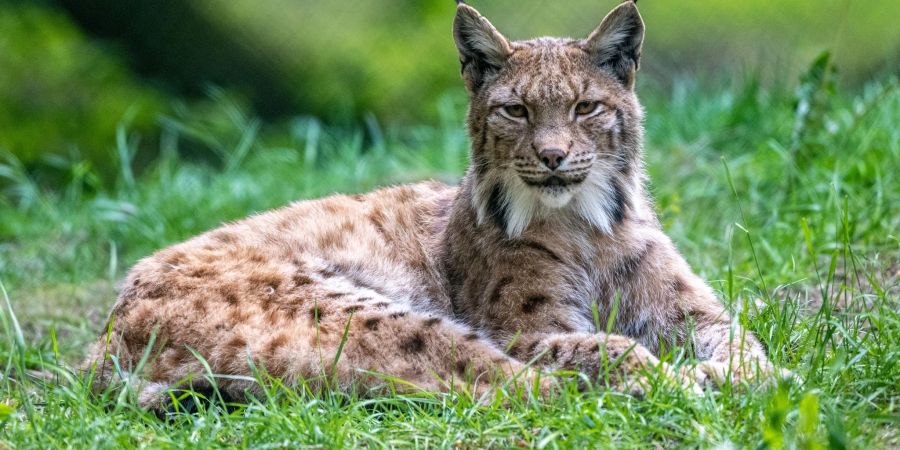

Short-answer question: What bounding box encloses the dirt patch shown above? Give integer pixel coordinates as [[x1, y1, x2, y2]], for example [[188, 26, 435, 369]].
[[6, 280, 117, 363]]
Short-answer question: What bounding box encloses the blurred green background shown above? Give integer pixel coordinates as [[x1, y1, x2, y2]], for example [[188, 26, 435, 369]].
[[1, 0, 898, 187]]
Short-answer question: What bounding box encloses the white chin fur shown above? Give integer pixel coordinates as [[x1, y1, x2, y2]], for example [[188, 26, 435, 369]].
[[537, 189, 574, 208], [474, 170, 620, 238]]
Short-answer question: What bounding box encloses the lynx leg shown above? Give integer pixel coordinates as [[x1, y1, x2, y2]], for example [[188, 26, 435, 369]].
[[83, 305, 550, 413], [304, 308, 552, 399], [507, 332, 701, 395], [611, 231, 791, 388], [686, 313, 793, 387]]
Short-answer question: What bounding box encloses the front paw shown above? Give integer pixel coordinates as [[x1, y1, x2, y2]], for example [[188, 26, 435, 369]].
[[693, 360, 796, 388], [623, 362, 704, 397], [606, 344, 703, 396]]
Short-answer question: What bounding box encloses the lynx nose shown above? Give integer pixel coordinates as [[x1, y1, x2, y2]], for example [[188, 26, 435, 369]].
[[538, 148, 567, 170]]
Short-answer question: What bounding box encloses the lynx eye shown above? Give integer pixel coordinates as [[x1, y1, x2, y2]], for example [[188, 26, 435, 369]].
[[574, 100, 601, 117], [502, 104, 528, 119]]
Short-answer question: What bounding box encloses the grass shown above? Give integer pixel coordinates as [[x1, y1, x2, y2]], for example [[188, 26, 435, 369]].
[[1, 59, 898, 447]]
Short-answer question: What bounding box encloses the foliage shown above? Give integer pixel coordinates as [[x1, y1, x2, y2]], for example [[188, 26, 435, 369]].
[[0, 3, 166, 183], [112, 0, 900, 118], [6, 0, 899, 185], [0, 58, 898, 446]]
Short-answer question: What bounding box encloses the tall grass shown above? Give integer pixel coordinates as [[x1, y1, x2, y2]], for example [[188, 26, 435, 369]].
[[0, 63, 897, 447]]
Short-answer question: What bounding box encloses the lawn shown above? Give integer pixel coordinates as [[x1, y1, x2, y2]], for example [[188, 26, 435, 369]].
[[1, 60, 898, 447]]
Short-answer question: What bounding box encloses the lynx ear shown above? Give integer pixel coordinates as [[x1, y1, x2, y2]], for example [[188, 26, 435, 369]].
[[583, 1, 645, 89], [453, 3, 512, 92]]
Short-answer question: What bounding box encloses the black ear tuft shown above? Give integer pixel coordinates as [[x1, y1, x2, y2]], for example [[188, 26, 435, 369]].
[[583, 2, 645, 89], [453, 4, 512, 93]]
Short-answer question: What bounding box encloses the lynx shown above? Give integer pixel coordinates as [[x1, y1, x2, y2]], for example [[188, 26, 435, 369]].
[[84, 1, 784, 410]]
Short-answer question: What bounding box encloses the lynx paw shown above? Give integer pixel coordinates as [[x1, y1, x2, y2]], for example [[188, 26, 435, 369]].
[[693, 360, 796, 388], [624, 362, 703, 397]]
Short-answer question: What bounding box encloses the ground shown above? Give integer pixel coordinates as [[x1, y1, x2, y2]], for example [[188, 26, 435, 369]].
[[0, 66, 898, 448]]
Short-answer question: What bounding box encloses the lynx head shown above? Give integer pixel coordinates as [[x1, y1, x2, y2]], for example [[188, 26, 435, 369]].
[[454, 1, 646, 237]]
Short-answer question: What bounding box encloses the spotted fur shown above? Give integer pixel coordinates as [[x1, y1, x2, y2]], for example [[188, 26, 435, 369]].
[[84, 1, 783, 411]]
